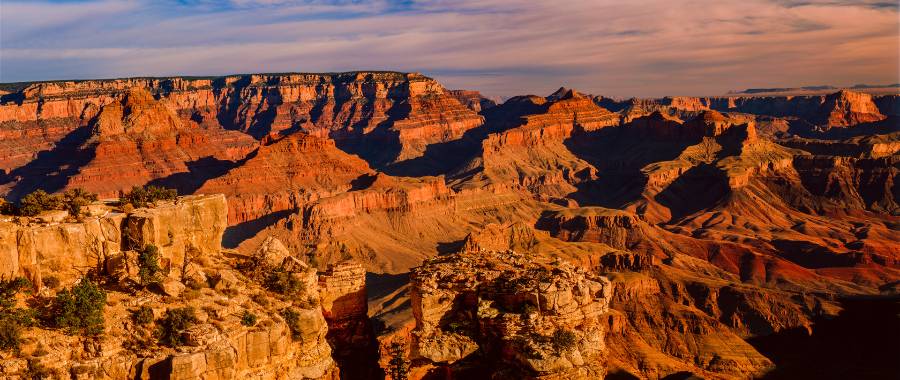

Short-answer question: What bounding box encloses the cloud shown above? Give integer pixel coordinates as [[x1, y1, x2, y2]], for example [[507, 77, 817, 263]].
[[0, 0, 897, 97]]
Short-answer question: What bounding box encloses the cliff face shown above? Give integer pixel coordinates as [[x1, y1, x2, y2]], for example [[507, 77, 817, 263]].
[[123, 194, 228, 269], [0, 72, 481, 165], [537, 207, 654, 252], [408, 250, 613, 379], [603, 268, 778, 379], [0, 194, 226, 288]]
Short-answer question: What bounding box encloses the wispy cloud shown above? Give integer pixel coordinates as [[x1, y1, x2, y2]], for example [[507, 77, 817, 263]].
[[0, 0, 897, 97]]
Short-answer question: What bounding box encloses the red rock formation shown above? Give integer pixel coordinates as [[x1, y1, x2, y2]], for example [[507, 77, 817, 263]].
[[197, 133, 374, 224], [456, 88, 618, 196], [818, 90, 887, 127], [1, 72, 898, 379], [608, 89, 890, 130], [447, 89, 498, 112], [0, 72, 482, 200]]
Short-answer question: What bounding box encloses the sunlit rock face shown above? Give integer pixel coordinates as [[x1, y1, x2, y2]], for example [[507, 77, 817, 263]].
[[407, 250, 613, 379]]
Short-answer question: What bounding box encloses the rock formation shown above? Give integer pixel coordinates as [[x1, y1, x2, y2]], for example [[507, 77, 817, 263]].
[[408, 250, 613, 379], [0, 72, 897, 379], [0, 194, 226, 288], [0, 197, 344, 380], [197, 133, 374, 224], [318, 260, 378, 378], [447, 90, 498, 112]]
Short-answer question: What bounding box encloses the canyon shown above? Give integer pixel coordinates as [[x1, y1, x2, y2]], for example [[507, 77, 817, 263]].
[[0, 72, 897, 379]]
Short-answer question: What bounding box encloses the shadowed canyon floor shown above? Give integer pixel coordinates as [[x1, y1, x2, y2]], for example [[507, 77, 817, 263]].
[[0, 72, 898, 379]]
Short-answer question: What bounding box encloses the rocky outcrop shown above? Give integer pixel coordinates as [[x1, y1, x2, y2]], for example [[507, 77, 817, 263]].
[[0, 72, 482, 170], [0, 194, 225, 288], [792, 154, 899, 214], [817, 90, 887, 127], [294, 174, 453, 240], [447, 90, 498, 112], [0, 197, 343, 380], [460, 222, 539, 254], [604, 269, 777, 379], [123, 194, 228, 269], [537, 207, 649, 251], [780, 134, 900, 159], [388, 91, 485, 163], [317, 261, 378, 377], [408, 250, 613, 379]]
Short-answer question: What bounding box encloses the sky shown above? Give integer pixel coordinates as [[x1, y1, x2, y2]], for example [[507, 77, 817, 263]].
[[0, 0, 898, 98]]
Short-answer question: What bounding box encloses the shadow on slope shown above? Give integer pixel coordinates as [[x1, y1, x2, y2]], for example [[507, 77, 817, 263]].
[[749, 295, 900, 380], [382, 122, 498, 177], [146, 152, 256, 195], [332, 98, 407, 170], [222, 209, 294, 249], [563, 123, 695, 209], [1, 125, 95, 199], [653, 164, 729, 223]]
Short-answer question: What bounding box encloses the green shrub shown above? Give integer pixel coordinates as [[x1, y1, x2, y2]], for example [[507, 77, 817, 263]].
[[138, 245, 162, 286], [0, 276, 37, 351], [25, 359, 53, 380], [157, 307, 197, 347], [241, 310, 257, 327], [61, 188, 98, 219], [552, 329, 577, 352], [251, 293, 269, 307], [54, 277, 106, 336], [9, 308, 36, 328], [133, 305, 154, 326], [280, 308, 302, 339], [17, 190, 62, 217], [295, 295, 319, 310], [0, 317, 21, 352], [42, 276, 60, 290], [265, 269, 306, 296], [0, 277, 30, 309], [520, 303, 538, 315], [387, 341, 410, 380], [120, 186, 177, 209], [0, 199, 15, 215]]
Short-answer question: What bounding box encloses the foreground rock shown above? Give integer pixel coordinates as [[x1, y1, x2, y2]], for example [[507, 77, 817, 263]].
[[0, 197, 342, 380], [0, 194, 226, 288], [406, 250, 613, 379]]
